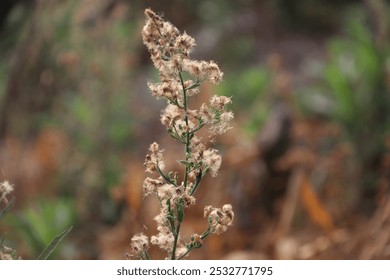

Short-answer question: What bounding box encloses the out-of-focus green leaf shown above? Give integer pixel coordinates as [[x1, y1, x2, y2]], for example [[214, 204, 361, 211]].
[[325, 62, 355, 124]]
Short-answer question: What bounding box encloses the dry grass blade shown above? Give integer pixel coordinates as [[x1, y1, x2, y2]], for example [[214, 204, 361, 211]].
[[300, 174, 334, 232]]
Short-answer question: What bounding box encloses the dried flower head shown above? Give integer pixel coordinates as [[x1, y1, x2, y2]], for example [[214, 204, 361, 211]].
[[144, 142, 165, 173], [151, 232, 175, 253], [143, 177, 164, 196], [130, 233, 149, 254], [0, 245, 19, 260], [0, 181, 14, 204], [202, 148, 222, 177], [204, 204, 234, 235]]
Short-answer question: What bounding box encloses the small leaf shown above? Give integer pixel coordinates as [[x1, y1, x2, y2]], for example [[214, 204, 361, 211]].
[[166, 198, 172, 210], [36, 225, 73, 260], [186, 82, 200, 90], [178, 160, 190, 166], [0, 197, 15, 220], [166, 199, 175, 226], [176, 199, 184, 223]]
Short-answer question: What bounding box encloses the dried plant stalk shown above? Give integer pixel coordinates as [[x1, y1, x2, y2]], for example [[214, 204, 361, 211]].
[[130, 8, 234, 260]]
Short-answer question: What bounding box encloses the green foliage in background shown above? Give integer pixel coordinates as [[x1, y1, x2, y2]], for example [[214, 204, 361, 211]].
[[218, 67, 271, 136], [299, 6, 390, 193], [305, 9, 389, 142], [326, 12, 389, 136], [7, 198, 76, 259]]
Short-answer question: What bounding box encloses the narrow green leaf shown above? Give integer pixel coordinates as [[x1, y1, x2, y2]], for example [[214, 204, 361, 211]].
[[176, 199, 184, 223], [0, 197, 15, 220], [186, 82, 200, 90], [189, 170, 202, 196], [36, 225, 73, 260], [178, 160, 190, 166]]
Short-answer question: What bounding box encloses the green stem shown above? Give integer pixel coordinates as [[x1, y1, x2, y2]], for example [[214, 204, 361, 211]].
[[177, 224, 214, 260], [179, 71, 187, 109], [171, 223, 181, 260], [190, 121, 205, 134], [177, 248, 191, 260], [200, 223, 217, 240], [142, 250, 151, 260], [179, 71, 191, 192], [170, 71, 192, 260]]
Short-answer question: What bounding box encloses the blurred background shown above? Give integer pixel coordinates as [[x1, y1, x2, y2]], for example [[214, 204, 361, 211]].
[[0, 0, 390, 259]]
